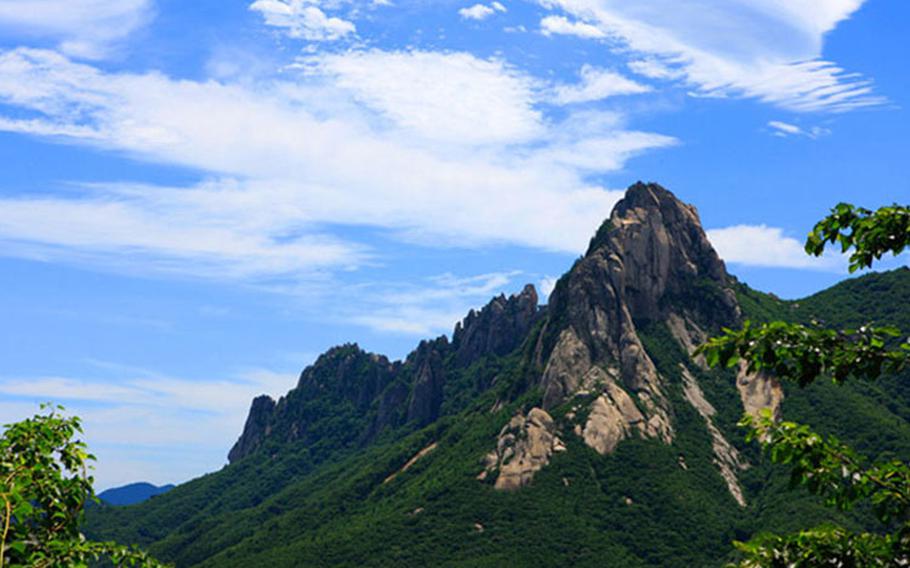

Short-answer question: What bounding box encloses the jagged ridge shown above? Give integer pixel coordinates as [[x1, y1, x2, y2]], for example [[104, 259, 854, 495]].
[[228, 284, 542, 463]]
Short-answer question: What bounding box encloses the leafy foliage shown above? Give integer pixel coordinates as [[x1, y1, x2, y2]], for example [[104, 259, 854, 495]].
[[743, 411, 910, 523], [735, 525, 904, 568], [806, 203, 910, 273], [0, 405, 166, 567], [698, 201, 910, 566], [698, 321, 909, 387]]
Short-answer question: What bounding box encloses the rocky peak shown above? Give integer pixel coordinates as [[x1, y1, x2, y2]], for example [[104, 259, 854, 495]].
[[227, 344, 398, 463], [228, 395, 276, 464], [452, 283, 540, 368], [486, 182, 781, 499], [405, 336, 450, 426], [540, 183, 741, 406], [593, 181, 739, 325], [296, 343, 397, 412]]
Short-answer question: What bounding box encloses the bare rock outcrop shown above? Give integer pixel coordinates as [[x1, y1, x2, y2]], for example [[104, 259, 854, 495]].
[[583, 376, 646, 454], [228, 395, 276, 464], [737, 362, 784, 420], [383, 442, 438, 484], [501, 183, 748, 475], [406, 337, 449, 426], [541, 328, 594, 406], [481, 408, 565, 490], [666, 313, 708, 362], [539, 182, 741, 455], [453, 284, 540, 368], [604, 183, 740, 326], [681, 365, 748, 507]]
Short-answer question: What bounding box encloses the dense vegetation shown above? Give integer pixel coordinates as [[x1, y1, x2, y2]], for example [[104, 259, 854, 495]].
[[82, 264, 910, 567]]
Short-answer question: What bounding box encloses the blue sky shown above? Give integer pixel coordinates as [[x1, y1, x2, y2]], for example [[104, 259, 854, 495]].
[[0, 0, 907, 489]]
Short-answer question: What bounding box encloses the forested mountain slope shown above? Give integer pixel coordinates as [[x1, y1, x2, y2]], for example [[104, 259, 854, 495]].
[[86, 184, 910, 567]]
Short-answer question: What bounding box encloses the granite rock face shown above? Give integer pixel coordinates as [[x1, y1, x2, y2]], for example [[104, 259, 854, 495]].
[[737, 363, 784, 420], [485, 182, 780, 494], [480, 408, 565, 491], [681, 365, 748, 507], [582, 371, 649, 455], [603, 182, 740, 326], [537, 182, 740, 450], [453, 284, 540, 368]]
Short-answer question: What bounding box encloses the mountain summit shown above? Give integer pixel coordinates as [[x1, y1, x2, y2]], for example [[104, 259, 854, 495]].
[[480, 182, 779, 496]]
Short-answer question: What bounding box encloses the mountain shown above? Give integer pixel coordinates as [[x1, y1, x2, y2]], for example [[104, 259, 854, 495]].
[[85, 183, 910, 567], [97, 483, 175, 507]]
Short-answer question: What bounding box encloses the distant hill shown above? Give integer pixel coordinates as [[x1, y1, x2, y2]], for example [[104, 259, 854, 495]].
[[98, 483, 175, 506], [86, 183, 910, 566]]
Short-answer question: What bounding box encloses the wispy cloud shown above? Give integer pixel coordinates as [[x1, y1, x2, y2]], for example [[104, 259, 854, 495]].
[[0, 366, 299, 488], [538, 275, 558, 300], [549, 64, 651, 104], [348, 271, 526, 335], [627, 57, 685, 80], [0, 189, 365, 281], [300, 49, 543, 144], [0, 0, 152, 59], [540, 15, 606, 39], [768, 120, 831, 139], [538, 0, 884, 113], [0, 48, 674, 283]]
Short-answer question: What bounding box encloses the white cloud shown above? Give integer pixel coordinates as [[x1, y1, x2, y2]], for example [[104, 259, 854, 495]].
[[707, 224, 841, 270], [538, 275, 558, 300], [532, 130, 677, 172], [459, 2, 507, 21], [0, 192, 365, 281], [627, 57, 685, 80], [0, 0, 152, 59], [540, 15, 606, 39], [460, 4, 494, 20], [767, 120, 831, 139], [302, 49, 543, 144], [550, 64, 651, 104], [537, 0, 883, 113], [349, 271, 525, 336], [250, 0, 356, 41], [0, 48, 675, 282], [0, 367, 299, 488]]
